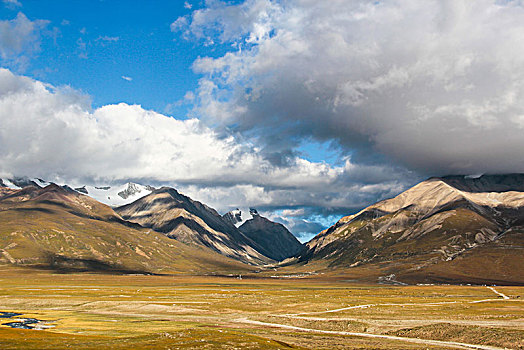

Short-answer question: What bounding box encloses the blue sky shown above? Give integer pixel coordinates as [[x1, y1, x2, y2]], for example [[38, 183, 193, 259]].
[[1, 0, 522, 241], [0, 0, 337, 164], [1, 1, 200, 116], [0, 0, 355, 241]]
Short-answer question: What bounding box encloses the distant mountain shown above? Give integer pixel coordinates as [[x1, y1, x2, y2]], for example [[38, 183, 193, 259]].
[[0, 177, 42, 189], [0, 184, 249, 274], [222, 208, 259, 227], [222, 208, 244, 227], [298, 174, 524, 285], [0, 177, 154, 207], [115, 188, 273, 265], [237, 209, 304, 261], [73, 183, 155, 207]]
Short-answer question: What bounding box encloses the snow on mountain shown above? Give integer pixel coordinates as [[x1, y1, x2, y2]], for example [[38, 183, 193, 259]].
[[73, 183, 155, 207], [0, 177, 154, 207], [0, 177, 42, 189], [0, 178, 20, 189], [222, 208, 256, 227], [33, 178, 51, 187]]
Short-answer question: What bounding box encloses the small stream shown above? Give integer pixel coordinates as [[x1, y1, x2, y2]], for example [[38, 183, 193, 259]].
[[0, 311, 55, 330]]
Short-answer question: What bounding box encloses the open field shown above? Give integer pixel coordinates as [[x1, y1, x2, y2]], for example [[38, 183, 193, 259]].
[[0, 268, 522, 349]]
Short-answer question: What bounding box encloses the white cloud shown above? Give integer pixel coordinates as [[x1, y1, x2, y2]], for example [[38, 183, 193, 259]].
[[121, 75, 132, 81], [2, 0, 22, 9], [177, 0, 524, 176], [0, 12, 48, 71], [0, 68, 412, 237], [0, 69, 409, 190], [170, 17, 188, 33], [184, 1, 192, 10]]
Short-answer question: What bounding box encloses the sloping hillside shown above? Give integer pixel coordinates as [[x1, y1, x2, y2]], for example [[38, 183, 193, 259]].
[[0, 184, 252, 274], [116, 188, 273, 265], [297, 174, 524, 284], [238, 211, 304, 261]]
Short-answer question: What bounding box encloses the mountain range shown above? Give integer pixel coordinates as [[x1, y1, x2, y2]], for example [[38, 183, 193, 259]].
[[295, 174, 524, 284], [0, 183, 249, 274], [116, 187, 273, 265], [0, 178, 154, 207], [0, 177, 302, 271], [228, 208, 304, 261], [0, 174, 523, 284]]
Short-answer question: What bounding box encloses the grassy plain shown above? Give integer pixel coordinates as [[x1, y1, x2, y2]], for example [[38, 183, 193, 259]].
[[0, 267, 522, 349]]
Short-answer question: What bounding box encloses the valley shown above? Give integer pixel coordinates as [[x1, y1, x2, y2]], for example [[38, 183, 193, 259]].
[[1, 2, 523, 348], [0, 268, 522, 349], [0, 175, 523, 349]]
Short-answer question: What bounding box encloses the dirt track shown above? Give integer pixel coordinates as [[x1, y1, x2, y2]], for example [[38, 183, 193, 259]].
[[237, 318, 506, 350]]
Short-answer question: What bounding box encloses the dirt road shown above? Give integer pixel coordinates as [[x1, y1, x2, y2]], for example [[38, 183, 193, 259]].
[[237, 318, 507, 350]]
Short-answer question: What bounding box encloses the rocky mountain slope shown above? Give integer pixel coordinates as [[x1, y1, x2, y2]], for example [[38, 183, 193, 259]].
[[297, 174, 524, 284], [115, 188, 273, 265], [1, 178, 300, 265], [0, 184, 251, 274], [226, 209, 304, 261]]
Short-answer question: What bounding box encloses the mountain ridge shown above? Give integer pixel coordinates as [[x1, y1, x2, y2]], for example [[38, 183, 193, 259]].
[[0, 177, 154, 207], [115, 187, 273, 265], [296, 174, 524, 284], [0, 184, 251, 274], [238, 214, 304, 261]]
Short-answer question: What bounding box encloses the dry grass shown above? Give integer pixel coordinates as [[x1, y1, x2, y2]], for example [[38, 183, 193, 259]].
[[0, 268, 522, 349], [388, 323, 524, 349]]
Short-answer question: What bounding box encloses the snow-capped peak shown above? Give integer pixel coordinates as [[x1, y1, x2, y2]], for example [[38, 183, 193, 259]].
[[74, 182, 154, 207], [33, 178, 51, 187], [0, 177, 42, 189], [0, 178, 20, 189], [223, 207, 258, 227], [0, 177, 155, 207]]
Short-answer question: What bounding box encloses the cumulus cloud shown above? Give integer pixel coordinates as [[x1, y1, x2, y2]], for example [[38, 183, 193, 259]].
[[175, 0, 524, 175], [0, 12, 49, 71], [0, 68, 413, 237]]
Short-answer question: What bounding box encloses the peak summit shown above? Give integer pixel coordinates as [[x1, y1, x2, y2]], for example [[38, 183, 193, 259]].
[[300, 173, 524, 285], [222, 207, 261, 228]]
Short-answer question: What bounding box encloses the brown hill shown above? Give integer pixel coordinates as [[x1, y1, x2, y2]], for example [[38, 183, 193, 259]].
[[0, 184, 252, 274], [115, 188, 273, 265], [297, 174, 524, 285], [238, 213, 304, 261]]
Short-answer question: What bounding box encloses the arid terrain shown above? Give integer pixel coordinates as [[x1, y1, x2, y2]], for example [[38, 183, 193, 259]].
[[0, 268, 522, 349], [0, 177, 523, 348]]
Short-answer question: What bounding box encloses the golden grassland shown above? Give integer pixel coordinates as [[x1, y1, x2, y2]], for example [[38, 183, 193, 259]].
[[0, 268, 522, 349]]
